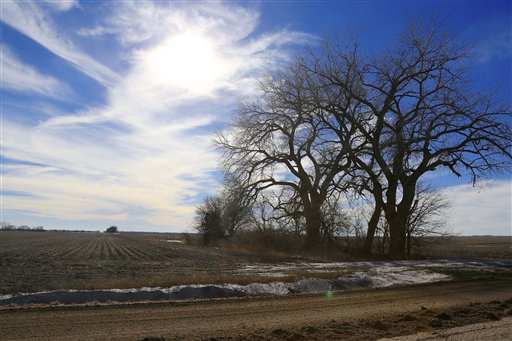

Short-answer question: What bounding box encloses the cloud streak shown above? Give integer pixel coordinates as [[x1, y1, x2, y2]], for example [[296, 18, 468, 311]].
[[0, 0, 119, 87], [43, 0, 79, 12], [1, 45, 71, 100]]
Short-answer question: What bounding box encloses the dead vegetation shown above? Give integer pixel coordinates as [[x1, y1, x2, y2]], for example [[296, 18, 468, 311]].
[[1, 231, 510, 295], [419, 236, 512, 259]]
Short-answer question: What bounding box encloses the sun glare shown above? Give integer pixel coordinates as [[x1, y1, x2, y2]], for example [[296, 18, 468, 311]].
[[144, 33, 227, 93]]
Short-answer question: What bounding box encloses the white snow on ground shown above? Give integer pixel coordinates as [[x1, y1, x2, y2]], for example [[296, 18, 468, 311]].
[[236, 259, 512, 277], [231, 282, 291, 296], [281, 267, 449, 293], [361, 267, 450, 287], [1, 259, 510, 304]]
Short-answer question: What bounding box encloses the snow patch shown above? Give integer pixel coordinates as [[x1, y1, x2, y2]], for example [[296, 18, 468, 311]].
[[2, 259, 509, 306]]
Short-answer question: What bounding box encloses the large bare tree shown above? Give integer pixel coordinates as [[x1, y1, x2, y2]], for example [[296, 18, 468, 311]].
[[216, 21, 510, 257], [301, 22, 512, 257], [217, 64, 359, 250]]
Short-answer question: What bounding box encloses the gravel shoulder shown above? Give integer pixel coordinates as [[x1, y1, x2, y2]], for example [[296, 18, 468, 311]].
[[1, 276, 511, 341]]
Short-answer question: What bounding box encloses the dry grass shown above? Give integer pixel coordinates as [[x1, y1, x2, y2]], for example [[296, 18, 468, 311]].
[[419, 236, 512, 259]]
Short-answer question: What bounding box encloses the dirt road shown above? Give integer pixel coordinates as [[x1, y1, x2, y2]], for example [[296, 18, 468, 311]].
[[1, 277, 511, 340], [379, 317, 512, 340]]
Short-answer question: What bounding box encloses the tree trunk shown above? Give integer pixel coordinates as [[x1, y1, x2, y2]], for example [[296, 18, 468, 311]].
[[387, 212, 407, 258], [394, 181, 417, 258], [363, 201, 382, 255], [406, 229, 411, 257], [304, 206, 322, 250]]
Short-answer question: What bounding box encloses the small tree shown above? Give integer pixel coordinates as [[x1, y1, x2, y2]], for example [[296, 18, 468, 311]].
[[105, 226, 118, 233], [194, 177, 252, 246]]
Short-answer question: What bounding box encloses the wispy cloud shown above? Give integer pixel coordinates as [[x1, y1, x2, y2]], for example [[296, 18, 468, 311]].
[[1, 45, 71, 100], [474, 31, 511, 63], [0, 0, 119, 87], [43, 0, 79, 12], [2, 1, 311, 230], [77, 1, 169, 46], [466, 16, 512, 63]]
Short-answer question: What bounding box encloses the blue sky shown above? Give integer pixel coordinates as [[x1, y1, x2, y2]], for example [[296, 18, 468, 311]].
[[1, 0, 510, 234]]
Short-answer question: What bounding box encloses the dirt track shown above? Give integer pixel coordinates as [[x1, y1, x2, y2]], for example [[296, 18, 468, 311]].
[[1, 277, 511, 340], [379, 317, 512, 340]]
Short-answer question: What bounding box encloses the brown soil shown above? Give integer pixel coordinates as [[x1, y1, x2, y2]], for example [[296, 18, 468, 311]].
[[3, 231, 510, 296], [0, 231, 297, 294], [1, 276, 511, 341]]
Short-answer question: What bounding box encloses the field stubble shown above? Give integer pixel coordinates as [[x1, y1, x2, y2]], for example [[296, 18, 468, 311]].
[[0, 231, 276, 294]]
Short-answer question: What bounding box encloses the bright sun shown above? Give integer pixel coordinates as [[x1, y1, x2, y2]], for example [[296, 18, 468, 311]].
[[144, 32, 227, 93]]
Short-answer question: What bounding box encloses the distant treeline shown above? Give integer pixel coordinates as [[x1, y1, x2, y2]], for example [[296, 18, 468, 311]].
[[1, 223, 46, 231], [0, 223, 195, 234], [0, 223, 92, 233]]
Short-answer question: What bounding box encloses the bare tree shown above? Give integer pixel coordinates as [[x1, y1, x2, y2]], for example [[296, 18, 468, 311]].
[[244, 189, 309, 241], [217, 19, 510, 257], [217, 63, 358, 250], [300, 21, 511, 257], [406, 183, 451, 256], [194, 179, 252, 245], [220, 176, 253, 237], [246, 194, 277, 234]]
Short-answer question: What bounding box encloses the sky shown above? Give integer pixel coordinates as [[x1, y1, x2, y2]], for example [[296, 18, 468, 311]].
[[1, 0, 510, 235]]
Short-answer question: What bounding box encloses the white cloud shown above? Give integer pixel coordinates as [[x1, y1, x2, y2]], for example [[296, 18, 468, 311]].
[[0, 1, 119, 87], [1, 45, 71, 99], [2, 2, 311, 230], [77, 2, 261, 47], [442, 180, 512, 236], [43, 0, 79, 12], [76, 25, 117, 38]]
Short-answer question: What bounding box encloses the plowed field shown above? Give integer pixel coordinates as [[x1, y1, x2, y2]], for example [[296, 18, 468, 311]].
[[0, 231, 257, 294]]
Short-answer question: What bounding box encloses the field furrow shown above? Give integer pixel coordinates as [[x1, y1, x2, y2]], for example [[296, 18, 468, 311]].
[[0, 230, 251, 294], [2, 230, 512, 297]]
